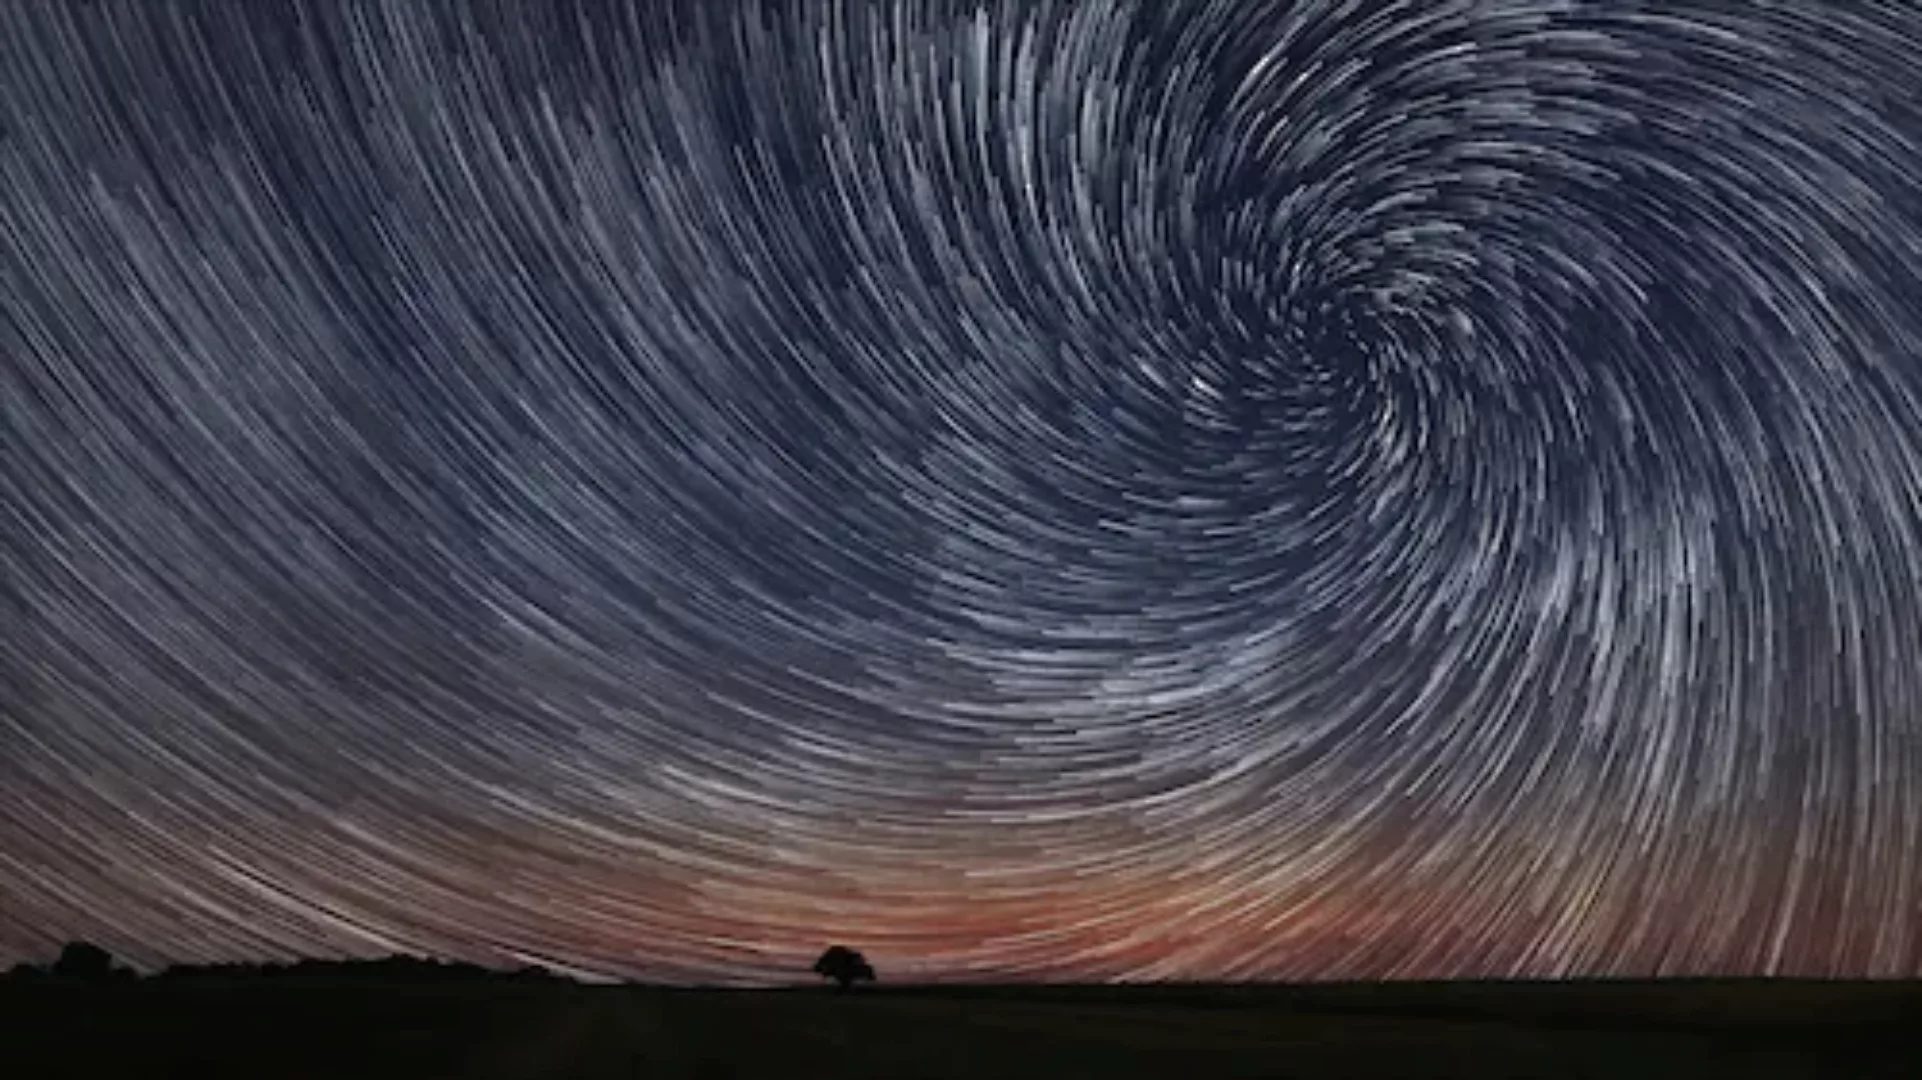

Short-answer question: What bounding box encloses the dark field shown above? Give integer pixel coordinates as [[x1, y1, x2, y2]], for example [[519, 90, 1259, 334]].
[[3, 978, 1916, 1078]]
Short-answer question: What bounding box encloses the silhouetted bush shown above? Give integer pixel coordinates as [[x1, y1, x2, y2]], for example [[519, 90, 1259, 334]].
[[52, 941, 113, 979], [509, 964, 563, 982], [812, 945, 876, 990]]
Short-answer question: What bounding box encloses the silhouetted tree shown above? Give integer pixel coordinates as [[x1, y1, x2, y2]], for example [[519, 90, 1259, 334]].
[[51, 941, 112, 979], [811, 945, 875, 990]]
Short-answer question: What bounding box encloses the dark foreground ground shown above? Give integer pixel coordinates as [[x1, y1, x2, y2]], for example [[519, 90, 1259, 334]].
[[3, 977, 1917, 1078]]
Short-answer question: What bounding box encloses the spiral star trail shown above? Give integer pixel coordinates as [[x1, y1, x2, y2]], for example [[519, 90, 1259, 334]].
[[4, 0, 1922, 986]]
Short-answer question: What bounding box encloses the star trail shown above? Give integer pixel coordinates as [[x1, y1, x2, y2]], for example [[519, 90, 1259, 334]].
[[5, 0, 1922, 986]]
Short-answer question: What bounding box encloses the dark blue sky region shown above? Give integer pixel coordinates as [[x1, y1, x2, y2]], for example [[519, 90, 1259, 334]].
[[4, 0, 1922, 984]]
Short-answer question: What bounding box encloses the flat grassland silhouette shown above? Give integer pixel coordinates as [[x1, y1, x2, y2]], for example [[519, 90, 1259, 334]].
[[2, 945, 1916, 1078]]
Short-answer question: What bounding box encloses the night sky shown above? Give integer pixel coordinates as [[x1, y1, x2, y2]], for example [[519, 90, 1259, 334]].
[[5, 0, 1922, 986]]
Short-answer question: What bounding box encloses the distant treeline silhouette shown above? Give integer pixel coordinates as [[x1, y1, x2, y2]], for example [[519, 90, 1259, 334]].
[[9, 940, 882, 990], [3, 941, 570, 985]]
